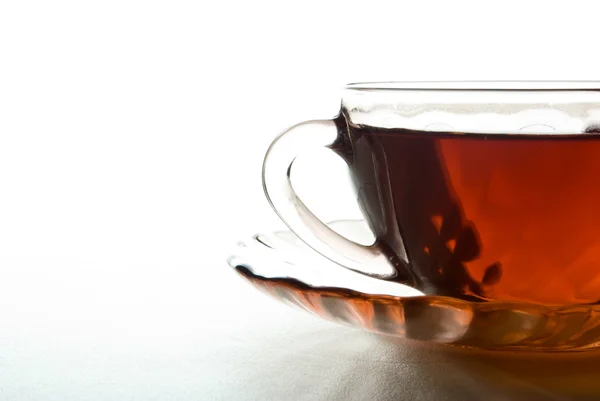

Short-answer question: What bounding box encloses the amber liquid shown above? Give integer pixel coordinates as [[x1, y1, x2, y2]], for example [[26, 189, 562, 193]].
[[343, 126, 600, 304]]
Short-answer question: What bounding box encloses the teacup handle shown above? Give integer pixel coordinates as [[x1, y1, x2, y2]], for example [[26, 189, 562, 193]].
[[262, 119, 396, 278]]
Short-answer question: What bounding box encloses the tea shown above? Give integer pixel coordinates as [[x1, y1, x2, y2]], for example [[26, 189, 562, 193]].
[[343, 126, 600, 304]]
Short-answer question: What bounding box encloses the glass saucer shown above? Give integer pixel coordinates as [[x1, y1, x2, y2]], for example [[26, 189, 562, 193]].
[[227, 220, 600, 351]]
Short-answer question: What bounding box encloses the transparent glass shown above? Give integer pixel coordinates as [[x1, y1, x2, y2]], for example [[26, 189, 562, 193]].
[[342, 81, 600, 134], [254, 81, 600, 350], [228, 220, 600, 350]]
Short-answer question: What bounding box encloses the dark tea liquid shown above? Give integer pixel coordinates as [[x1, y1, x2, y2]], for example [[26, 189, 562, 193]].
[[345, 125, 600, 304]]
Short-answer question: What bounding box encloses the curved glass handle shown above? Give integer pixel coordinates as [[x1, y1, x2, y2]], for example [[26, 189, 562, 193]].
[[262, 119, 396, 278]]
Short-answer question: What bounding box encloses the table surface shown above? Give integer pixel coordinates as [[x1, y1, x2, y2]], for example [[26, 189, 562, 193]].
[[3, 261, 600, 401]]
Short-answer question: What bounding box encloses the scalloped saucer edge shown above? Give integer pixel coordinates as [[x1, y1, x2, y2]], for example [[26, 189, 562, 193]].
[[227, 220, 600, 351]]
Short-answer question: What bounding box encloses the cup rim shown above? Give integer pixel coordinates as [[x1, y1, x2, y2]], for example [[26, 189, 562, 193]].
[[345, 81, 600, 91]]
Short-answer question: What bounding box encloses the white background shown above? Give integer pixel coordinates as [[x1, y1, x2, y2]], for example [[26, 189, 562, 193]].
[[1, 1, 600, 399]]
